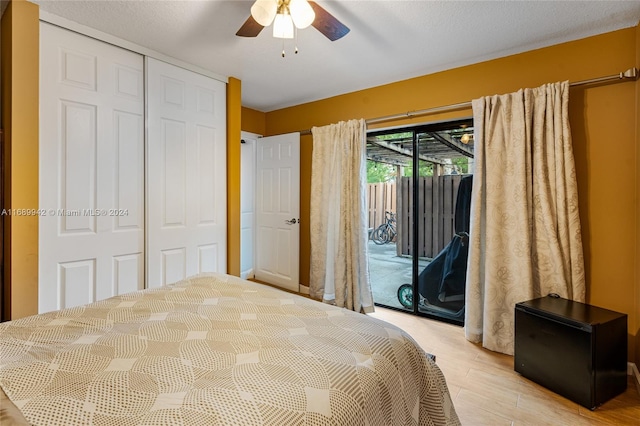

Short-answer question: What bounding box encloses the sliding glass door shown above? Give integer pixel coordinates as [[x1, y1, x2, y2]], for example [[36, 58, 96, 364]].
[[366, 119, 474, 325]]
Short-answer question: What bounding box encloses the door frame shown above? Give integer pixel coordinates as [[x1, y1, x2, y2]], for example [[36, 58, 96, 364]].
[[366, 119, 473, 326], [240, 131, 261, 280]]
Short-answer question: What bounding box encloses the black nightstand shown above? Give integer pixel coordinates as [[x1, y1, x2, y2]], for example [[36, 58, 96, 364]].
[[514, 295, 627, 410]]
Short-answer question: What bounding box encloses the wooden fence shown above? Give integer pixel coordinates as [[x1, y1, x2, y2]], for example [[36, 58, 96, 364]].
[[367, 175, 467, 259], [367, 182, 396, 230]]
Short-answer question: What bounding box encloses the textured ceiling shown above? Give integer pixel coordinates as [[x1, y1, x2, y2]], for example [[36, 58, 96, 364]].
[[33, 0, 640, 112]]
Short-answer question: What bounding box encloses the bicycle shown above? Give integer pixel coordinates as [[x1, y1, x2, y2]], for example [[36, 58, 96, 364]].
[[371, 211, 397, 245]]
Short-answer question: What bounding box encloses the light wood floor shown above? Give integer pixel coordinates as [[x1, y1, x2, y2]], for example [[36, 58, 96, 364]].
[[368, 307, 640, 426]]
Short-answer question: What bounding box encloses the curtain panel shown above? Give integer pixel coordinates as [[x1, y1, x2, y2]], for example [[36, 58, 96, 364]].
[[465, 81, 586, 354], [310, 119, 374, 313]]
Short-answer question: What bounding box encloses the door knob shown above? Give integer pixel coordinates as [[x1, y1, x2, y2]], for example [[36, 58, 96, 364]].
[[285, 218, 297, 225]]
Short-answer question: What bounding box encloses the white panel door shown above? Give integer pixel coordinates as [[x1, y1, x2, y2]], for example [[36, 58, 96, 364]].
[[240, 132, 259, 279], [146, 58, 226, 287], [255, 133, 300, 292], [39, 23, 144, 313]]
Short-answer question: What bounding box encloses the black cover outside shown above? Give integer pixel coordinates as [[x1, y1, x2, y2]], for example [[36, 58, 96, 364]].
[[417, 175, 473, 304]]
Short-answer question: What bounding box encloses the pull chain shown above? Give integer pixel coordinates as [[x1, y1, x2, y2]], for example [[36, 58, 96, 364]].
[[281, 25, 300, 57]]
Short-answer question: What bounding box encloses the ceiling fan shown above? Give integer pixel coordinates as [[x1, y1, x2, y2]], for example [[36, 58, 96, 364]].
[[236, 0, 350, 42]]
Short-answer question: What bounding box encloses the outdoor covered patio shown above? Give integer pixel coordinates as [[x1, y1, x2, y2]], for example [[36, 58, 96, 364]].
[[368, 240, 429, 310]]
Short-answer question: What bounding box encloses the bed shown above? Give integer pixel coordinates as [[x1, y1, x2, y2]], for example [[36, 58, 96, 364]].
[[0, 273, 460, 425]]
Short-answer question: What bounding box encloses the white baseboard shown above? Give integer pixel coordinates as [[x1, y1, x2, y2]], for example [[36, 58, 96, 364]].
[[629, 362, 640, 395], [299, 285, 310, 295]]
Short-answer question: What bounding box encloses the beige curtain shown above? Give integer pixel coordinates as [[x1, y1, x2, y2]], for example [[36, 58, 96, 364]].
[[310, 119, 374, 313], [465, 81, 585, 355]]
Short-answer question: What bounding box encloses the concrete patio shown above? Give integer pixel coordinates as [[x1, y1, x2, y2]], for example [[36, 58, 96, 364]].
[[367, 241, 430, 310]]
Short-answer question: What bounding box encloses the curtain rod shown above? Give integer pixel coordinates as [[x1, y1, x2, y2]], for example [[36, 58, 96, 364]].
[[298, 67, 638, 135]]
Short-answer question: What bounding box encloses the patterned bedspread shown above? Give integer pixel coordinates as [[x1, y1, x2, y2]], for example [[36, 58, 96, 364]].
[[0, 273, 460, 425]]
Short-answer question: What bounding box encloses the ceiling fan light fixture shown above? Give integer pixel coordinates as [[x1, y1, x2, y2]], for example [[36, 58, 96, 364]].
[[237, 0, 350, 45], [273, 12, 294, 39], [289, 0, 315, 29], [251, 0, 277, 26]]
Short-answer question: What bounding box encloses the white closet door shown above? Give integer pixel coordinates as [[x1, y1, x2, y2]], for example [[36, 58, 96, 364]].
[[146, 58, 227, 287], [39, 23, 144, 313]]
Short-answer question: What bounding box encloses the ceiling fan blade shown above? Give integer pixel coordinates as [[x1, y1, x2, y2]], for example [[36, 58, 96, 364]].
[[308, 1, 350, 41], [236, 15, 265, 37]]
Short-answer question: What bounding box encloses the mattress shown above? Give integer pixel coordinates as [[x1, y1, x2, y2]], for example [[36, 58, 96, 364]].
[[0, 273, 460, 425]]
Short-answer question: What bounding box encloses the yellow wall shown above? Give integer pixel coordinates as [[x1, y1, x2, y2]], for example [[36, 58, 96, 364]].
[[635, 21, 640, 369], [227, 78, 242, 277], [1, 0, 39, 320], [264, 27, 640, 362], [241, 106, 266, 136]]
